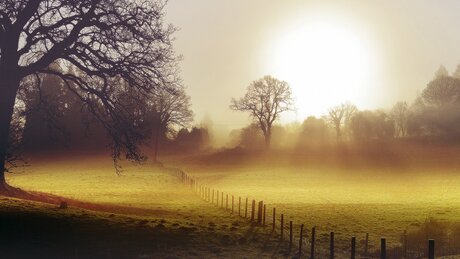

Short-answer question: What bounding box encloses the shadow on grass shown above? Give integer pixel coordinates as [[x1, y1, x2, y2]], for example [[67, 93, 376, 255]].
[[0, 206, 194, 258]]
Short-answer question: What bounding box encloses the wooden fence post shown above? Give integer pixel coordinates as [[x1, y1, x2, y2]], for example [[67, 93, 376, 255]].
[[299, 224, 304, 257], [232, 195, 234, 213], [272, 208, 276, 231], [289, 221, 293, 250], [311, 227, 316, 259], [330, 232, 334, 259], [263, 204, 266, 227], [226, 194, 228, 210], [221, 192, 223, 208], [351, 236, 356, 259], [364, 233, 369, 256], [245, 198, 248, 218], [216, 190, 219, 206], [238, 197, 241, 216], [403, 231, 407, 258], [428, 239, 434, 259], [212, 189, 214, 204], [257, 201, 263, 225], [380, 238, 386, 259], [280, 214, 284, 241], [251, 200, 255, 221]]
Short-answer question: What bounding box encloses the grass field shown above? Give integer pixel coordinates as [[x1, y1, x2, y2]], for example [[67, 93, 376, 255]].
[[169, 148, 460, 257], [2, 155, 288, 258], [3, 149, 460, 258]]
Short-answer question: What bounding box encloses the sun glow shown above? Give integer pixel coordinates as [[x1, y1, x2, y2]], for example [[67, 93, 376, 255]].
[[266, 16, 378, 119]]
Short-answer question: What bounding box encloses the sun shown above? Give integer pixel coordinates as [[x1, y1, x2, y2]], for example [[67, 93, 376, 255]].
[[266, 17, 377, 119]]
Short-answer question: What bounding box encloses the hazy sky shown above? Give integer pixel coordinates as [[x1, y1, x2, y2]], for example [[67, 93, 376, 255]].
[[165, 1, 460, 139]]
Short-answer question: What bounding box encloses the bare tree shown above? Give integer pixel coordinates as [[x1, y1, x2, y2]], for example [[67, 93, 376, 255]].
[[148, 87, 193, 162], [230, 75, 293, 149], [0, 0, 179, 190], [327, 102, 357, 140], [391, 101, 409, 137]]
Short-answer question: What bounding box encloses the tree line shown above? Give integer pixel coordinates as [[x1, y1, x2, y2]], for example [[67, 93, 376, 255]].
[[230, 65, 460, 149], [14, 63, 207, 159]]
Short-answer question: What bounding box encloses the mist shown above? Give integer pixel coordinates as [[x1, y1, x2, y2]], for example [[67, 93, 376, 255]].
[[2, 1, 460, 258]]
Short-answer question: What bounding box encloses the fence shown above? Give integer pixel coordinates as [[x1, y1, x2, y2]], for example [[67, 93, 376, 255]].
[[171, 169, 458, 259]]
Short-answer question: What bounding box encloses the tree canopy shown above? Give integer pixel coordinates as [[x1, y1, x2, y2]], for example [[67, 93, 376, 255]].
[[0, 0, 180, 183]]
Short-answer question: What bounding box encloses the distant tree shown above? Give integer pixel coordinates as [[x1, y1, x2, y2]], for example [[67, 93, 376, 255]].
[[453, 64, 460, 79], [230, 75, 293, 149], [238, 123, 265, 149], [413, 76, 460, 136], [422, 76, 460, 108], [20, 69, 68, 150], [350, 110, 394, 141], [327, 102, 357, 140], [0, 0, 179, 190], [298, 116, 330, 148], [174, 127, 210, 152], [434, 65, 449, 78], [391, 101, 409, 137], [148, 87, 193, 162]]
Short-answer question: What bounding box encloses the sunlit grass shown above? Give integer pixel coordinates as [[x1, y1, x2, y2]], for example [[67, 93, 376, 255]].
[[6, 155, 460, 256]]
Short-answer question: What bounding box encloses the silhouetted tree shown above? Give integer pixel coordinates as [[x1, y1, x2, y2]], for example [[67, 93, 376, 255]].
[[0, 0, 179, 190], [20, 64, 72, 150], [230, 75, 293, 149], [174, 127, 210, 152], [391, 101, 409, 137], [147, 87, 193, 162], [327, 102, 357, 140]]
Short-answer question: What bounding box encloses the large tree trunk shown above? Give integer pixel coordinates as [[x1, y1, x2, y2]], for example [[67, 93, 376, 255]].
[[152, 126, 160, 162], [264, 129, 271, 149], [0, 30, 21, 188], [0, 74, 20, 187]]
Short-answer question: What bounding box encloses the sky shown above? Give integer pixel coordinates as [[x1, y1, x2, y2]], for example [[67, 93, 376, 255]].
[[165, 0, 460, 142]]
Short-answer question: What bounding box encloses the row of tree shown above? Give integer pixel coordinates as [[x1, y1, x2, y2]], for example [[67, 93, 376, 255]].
[[14, 63, 202, 161], [230, 65, 460, 149]]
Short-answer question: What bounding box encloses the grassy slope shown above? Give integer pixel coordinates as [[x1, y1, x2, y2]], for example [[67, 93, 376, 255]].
[[5, 144, 460, 258], [3, 156, 292, 258]]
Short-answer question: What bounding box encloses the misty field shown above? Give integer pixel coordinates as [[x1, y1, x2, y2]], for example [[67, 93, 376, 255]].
[[4, 150, 460, 258], [3, 155, 282, 258]]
